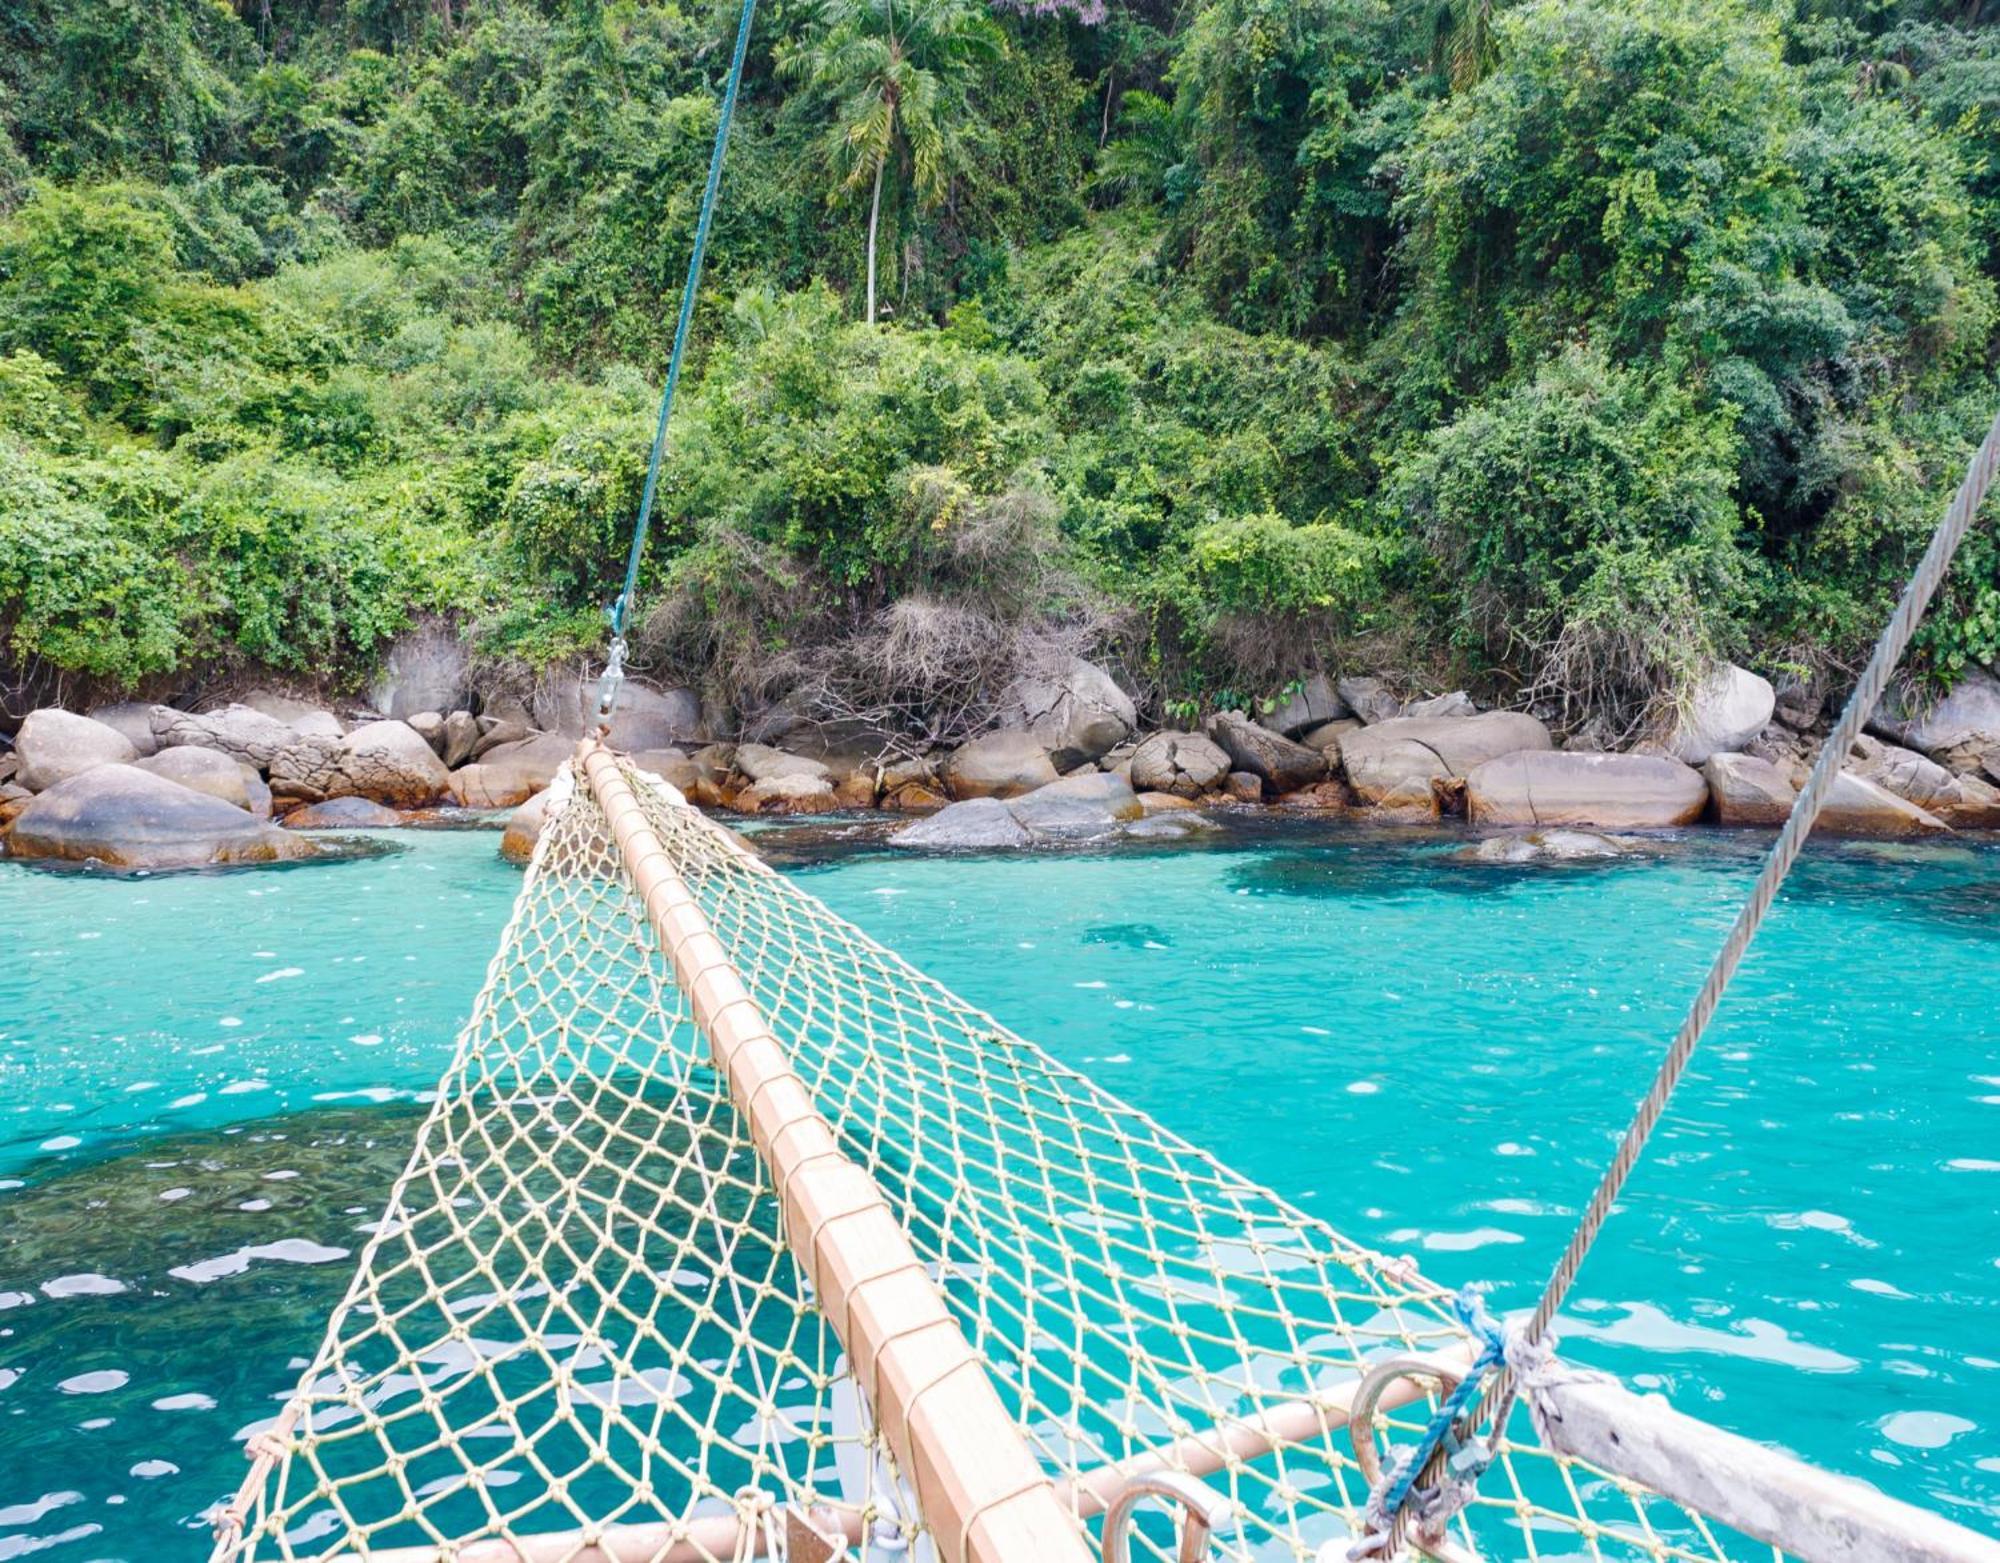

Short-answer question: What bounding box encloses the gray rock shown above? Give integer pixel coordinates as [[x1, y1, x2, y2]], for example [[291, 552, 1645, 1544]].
[[1005, 771, 1143, 838], [152, 703, 298, 770], [890, 797, 1032, 850], [629, 748, 701, 794], [1820, 772, 1950, 837], [1704, 753, 1795, 826], [442, 710, 480, 769], [1663, 663, 1776, 765], [943, 730, 1060, 800], [532, 665, 702, 751], [1464, 829, 1635, 863], [734, 743, 832, 785], [1129, 732, 1232, 798], [136, 746, 256, 812], [1336, 676, 1402, 725], [1205, 711, 1326, 793], [16, 709, 139, 792], [240, 692, 344, 739], [1299, 718, 1363, 753], [1400, 691, 1478, 720], [471, 719, 534, 759], [1224, 771, 1264, 803], [733, 773, 840, 814], [1772, 679, 1823, 732], [6, 764, 320, 869], [369, 625, 471, 720], [1871, 666, 2000, 763], [86, 702, 165, 758], [499, 789, 552, 863], [1000, 658, 1137, 771], [1338, 712, 1552, 808], [1467, 750, 1709, 829], [447, 734, 571, 809], [285, 797, 408, 829], [408, 711, 447, 755], [1257, 673, 1348, 737], [1847, 734, 2000, 827], [271, 720, 454, 807]]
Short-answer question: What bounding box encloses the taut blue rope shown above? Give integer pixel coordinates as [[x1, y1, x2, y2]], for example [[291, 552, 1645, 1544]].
[[595, 0, 760, 728]]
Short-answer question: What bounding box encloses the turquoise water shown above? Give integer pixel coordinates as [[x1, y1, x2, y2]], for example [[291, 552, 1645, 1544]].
[[2, 823, 1998, 1558]]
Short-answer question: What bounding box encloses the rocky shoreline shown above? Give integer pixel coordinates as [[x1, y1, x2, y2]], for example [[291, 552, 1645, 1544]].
[[4, 657, 2000, 872]]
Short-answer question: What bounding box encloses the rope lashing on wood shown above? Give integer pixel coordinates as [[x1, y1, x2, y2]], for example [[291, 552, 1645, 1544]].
[[1364, 403, 2000, 1558], [593, 0, 758, 731]]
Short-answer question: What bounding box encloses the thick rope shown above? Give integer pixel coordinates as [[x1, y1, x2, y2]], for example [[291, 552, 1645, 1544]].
[[596, 0, 759, 725], [1385, 402, 2000, 1553]]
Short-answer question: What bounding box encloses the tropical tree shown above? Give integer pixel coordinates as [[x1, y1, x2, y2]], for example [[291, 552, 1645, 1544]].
[[781, 0, 1002, 324]]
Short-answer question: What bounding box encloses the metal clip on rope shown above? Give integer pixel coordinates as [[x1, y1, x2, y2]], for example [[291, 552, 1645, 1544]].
[[1101, 1470, 1232, 1563]]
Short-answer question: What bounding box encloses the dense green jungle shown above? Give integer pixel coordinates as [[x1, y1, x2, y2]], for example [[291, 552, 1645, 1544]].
[[5, 0, 2000, 738]]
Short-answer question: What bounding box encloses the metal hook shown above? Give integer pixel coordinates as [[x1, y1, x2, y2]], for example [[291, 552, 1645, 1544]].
[[1101, 1469, 1232, 1563]]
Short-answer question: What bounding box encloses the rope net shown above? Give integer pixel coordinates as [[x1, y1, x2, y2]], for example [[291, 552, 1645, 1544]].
[[212, 758, 1787, 1563]]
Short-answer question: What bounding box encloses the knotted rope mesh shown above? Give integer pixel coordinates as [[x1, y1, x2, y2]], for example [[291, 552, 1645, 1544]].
[[211, 759, 1785, 1563]]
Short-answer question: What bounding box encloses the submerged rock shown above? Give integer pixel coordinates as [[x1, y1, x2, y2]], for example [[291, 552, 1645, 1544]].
[[890, 796, 1031, 850], [1461, 829, 1637, 864], [6, 764, 322, 869], [15, 709, 138, 792], [285, 797, 408, 829], [1467, 750, 1708, 829]]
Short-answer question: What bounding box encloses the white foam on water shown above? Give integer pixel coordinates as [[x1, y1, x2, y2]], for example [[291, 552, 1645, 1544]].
[[218, 1016, 243, 1027], [57, 1370, 129, 1394], [158, 1188, 192, 1202], [151, 1392, 217, 1412], [1880, 1410, 1974, 1449], [1947, 1158, 2000, 1171], [129, 1460, 178, 1479], [169, 1239, 350, 1284], [1422, 1227, 1524, 1252], [42, 1274, 126, 1298], [348, 1033, 384, 1047], [1850, 1278, 1912, 1299], [255, 967, 306, 983], [170, 1093, 206, 1108], [39, 1135, 80, 1151], [220, 1079, 270, 1095], [1346, 1081, 1380, 1094]]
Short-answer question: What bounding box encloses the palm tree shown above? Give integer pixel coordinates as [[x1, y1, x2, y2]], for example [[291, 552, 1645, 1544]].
[[781, 0, 1002, 324]]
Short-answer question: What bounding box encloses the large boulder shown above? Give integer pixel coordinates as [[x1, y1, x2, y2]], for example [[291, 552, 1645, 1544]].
[[1005, 771, 1143, 838], [1336, 676, 1401, 725], [368, 625, 470, 720], [152, 703, 298, 770], [1205, 711, 1326, 794], [943, 730, 1060, 800], [1871, 666, 2000, 767], [1467, 751, 1708, 829], [734, 743, 832, 786], [1847, 734, 2000, 827], [1665, 663, 1776, 765], [286, 796, 407, 829], [1820, 772, 1949, 837], [1129, 732, 1232, 799], [732, 773, 840, 814], [532, 665, 703, 751], [1704, 753, 1796, 826], [629, 748, 701, 794], [1258, 674, 1348, 738], [85, 702, 165, 758], [6, 765, 319, 869], [15, 709, 138, 792], [1338, 712, 1552, 810], [240, 692, 344, 739], [135, 746, 256, 812], [446, 734, 571, 809], [272, 721, 454, 807], [889, 797, 1031, 851], [499, 789, 552, 863], [1000, 658, 1137, 771], [441, 710, 480, 769]]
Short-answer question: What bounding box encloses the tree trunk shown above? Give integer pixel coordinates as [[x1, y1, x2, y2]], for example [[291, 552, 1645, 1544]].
[[865, 150, 885, 326]]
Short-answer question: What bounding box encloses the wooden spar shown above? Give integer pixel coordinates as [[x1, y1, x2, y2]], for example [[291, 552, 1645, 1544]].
[[1533, 1369, 2000, 1563], [577, 740, 1088, 1563], [358, 1347, 1476, 1562]]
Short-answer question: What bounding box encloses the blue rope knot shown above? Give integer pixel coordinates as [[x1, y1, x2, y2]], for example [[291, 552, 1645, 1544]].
[[1371, 1285, 1507, 1531]]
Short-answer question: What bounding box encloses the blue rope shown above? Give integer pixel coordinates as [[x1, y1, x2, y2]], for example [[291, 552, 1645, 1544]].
[[1375, 1286, 1507, 1524], [600, 0, 760, 698]]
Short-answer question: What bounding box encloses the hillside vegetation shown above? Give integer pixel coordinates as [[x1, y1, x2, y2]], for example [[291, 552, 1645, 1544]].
[[3, 0, 1999, 738]]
